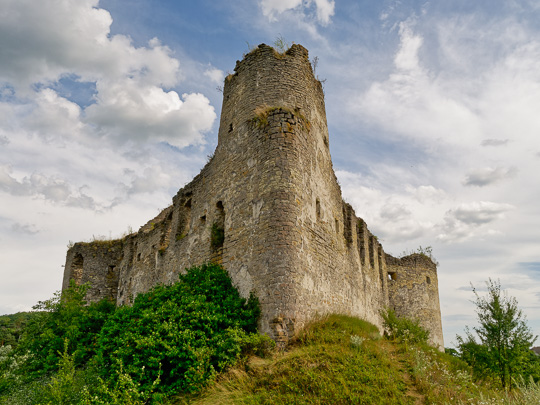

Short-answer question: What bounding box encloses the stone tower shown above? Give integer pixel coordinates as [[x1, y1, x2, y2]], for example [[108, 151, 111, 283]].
[[63, 44, 444, 349]]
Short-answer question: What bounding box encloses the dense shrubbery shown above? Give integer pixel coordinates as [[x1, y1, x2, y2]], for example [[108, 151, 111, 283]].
[[95, 263, 264, 394], [0, 263, 272, 403], [381, 308, 430, 345], [21, 284, 116, 377]]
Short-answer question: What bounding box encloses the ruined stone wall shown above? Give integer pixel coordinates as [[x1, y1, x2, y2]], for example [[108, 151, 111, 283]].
[[64, 44, 444, 348], [63, 240, 123, 303], [386, 254, 444, 349]]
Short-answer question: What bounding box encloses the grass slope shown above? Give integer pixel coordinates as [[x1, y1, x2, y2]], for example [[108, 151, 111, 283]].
[[173, 315, 540, 405]]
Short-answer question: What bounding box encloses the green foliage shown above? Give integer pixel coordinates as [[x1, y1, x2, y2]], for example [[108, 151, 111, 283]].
[[381, 308, 430, 345], [0, 312, 34, 348], [273, 35, 290, 54], [1, 263, 266, 403], [18, 281, 115, 377], [181, 315, 412, 404], [95, 263, 263, 395], [0, 345, 30, 394], [79, 362, 162, 405], [180, 315, 540, 405], [457, 279, 538, 389], [210, 222, 225, 248], [39, 339, 82, 404]]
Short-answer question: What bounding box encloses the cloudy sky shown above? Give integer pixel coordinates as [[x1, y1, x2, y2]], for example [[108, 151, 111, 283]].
[[1, 0, 539, 347]]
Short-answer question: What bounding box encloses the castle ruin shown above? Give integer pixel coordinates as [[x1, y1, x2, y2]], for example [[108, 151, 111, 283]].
[[63, 44, 444, 349]]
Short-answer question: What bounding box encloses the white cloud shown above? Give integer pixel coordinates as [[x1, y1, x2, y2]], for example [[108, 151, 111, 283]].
[[0, 1, 179, 90], [204, 67, 225, 85], [0, 164, 99, 208], [259, 0, 335, 25], [24, 89, 86, 142], [313, 0, 335, 25], [452, 201, 514, 225], [481, 139, 509, 147], [11, 223, 39, 235], [406, 185, 446, 204], [463, 166, 517, 187], [0, 0, 216, 149], [85, 81, 215, 147], [437, 201, 514, 242], [120, 166, 173, 196]]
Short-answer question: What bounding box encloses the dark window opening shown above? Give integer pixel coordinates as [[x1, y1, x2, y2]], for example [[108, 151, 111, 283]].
[[357, 220, 366, 266], [426, 276, 431, 284], [316, 198, 321, 220], [211, 201, 225, 249], [369, 236, 375, 268], [71, 253, 84, 285], [176, 198, 192, 242]]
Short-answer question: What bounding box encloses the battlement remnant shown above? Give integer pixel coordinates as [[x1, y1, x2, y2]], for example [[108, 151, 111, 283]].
[[63, 44, 444, 349]]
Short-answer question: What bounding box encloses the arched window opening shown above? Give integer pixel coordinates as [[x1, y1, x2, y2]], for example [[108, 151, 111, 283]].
[[211, 201, 225, 249], [71, 253, 84, 285], [175, 198, 192, 242]]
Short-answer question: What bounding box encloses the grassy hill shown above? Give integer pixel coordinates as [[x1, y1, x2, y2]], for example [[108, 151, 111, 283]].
[[173, 315, 540, 405]]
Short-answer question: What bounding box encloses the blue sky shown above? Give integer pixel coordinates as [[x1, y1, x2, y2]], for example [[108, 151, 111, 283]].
[[1, 0, 540, 347]]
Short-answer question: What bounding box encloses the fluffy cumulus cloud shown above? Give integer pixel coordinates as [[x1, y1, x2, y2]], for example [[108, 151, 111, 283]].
[[0, 0, 216, 148], [260, 0, 335, 26], [0, 0, 222, 316]]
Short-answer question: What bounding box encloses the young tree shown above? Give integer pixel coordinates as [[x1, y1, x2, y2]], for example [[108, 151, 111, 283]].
[[457, 279, 537, 389]]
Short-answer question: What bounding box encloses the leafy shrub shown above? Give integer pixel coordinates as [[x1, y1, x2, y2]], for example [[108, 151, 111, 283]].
[[381, 308, 430, 345], [1, 263, 267, 402], [18, 282, 116, 378], [95, 263, 266, 395]]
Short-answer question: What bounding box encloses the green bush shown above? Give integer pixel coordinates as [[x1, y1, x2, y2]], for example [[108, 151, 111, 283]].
[[95, 263, 264, 395], [18, 282, 116, 378], [1, 263, 267, 402], [381, 308, 430, 345]]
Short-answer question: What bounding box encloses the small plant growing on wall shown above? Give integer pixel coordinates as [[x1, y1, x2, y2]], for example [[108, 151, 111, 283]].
[[211, 222, 224, 249], [273, 35, 290, 54]]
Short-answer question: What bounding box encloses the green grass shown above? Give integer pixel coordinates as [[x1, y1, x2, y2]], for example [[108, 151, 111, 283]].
[[171, 315, 540, 405]]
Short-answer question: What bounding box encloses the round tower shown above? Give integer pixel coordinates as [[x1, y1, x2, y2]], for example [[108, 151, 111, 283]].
[[215, 44, 329, 158], [386, 254, 444, 349]]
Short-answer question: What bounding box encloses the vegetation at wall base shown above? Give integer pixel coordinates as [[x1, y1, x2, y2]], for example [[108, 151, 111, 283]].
[[0, 263, 271, 404], [172, 314, 540, 405], [2, 275, 540, 404]]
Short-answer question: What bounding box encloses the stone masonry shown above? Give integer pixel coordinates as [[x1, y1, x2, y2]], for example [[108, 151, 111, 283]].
[[63, 44, 444, 349]]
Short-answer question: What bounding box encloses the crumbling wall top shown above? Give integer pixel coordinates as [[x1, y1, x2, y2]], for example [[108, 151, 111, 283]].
[[232, 43, 310, 76]]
